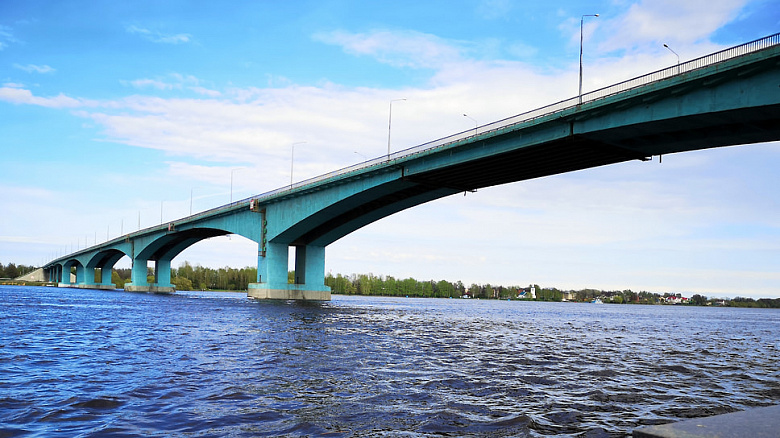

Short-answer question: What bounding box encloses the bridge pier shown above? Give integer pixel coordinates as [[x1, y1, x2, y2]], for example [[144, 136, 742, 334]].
[[80, 267, 117, 290], [58, 261, 74, 287], [52, 262, 116, 290], [124, 258, 174, 293], [75, 263, 85, 284], [154, 259, 173, 288], [84, 266, 96, 286], [100, 267, 114, 288], [248, 242, 331, 300]]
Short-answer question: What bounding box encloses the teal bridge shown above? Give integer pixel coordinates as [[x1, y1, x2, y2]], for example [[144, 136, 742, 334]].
[[43, 33, 780, 300]]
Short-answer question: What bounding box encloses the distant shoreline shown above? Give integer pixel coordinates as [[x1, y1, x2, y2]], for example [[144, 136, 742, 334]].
[[2, 282, 778, 308]]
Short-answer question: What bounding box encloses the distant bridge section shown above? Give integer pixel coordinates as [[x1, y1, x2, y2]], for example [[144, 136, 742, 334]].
[[44, 33, 780, 300]]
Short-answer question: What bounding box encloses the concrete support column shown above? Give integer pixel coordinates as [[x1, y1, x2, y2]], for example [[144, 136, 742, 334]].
[[75, 264, 85, 285], [131, 258, 149, 287], [100, 267, 113, 286], [294, 244, 307, 284], [257, 241, 288, 286], [249, 242, 330, 300], [125, 258, 174, 293], [155, 259, 172, 287], [85, 267, 96, 285], [295, 244, 326, 287], [60, 264, 71, 285]]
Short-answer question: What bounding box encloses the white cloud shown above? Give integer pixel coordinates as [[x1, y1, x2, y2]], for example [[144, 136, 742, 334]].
[[122, 78, 177, 90], [598, 0, 750, 51], [0, 87, 94, 108], [0, 25, 18, 50], [476, 0, 514, 20], [13, 63, 55, 74], [120, 73, 221, 97], [126, 25, 192, 44], [313, 29, 465, 69], [189, 86, 221, 97]]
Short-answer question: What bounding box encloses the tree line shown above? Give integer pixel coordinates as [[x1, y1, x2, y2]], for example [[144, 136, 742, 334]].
[[111, 261, 258, 291], [323, 273, 780, 308], [3, 259, 779, 308], [0, 262, 37, 279]]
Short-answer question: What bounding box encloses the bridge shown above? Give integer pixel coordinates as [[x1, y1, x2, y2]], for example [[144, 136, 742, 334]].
[[43, 33, 780, 300]]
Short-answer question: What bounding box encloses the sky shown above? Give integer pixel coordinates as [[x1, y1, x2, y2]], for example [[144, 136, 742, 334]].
[[1, 0, 779, 298]]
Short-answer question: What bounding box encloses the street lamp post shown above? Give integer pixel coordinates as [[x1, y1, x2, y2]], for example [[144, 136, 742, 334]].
[[230, 167, 246, 203], [387, 98, 406, 161], [579, 13, 599, 104], [463, 114, 477, 135], [290, 142, 307, 188], [663, 43, 680, 74]]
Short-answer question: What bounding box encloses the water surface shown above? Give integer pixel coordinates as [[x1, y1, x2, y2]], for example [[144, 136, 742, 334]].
[[1, 286, 778, 437]]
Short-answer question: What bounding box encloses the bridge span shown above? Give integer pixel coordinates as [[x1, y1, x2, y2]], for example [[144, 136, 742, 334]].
[[44, 33, 780, 300]]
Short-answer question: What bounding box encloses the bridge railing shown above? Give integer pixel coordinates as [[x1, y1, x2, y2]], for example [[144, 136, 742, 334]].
[[62, 32, 779, 256]]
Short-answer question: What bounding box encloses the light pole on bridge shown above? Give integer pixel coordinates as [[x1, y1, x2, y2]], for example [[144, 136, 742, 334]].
[[230, 167, 246, 203], [387, 98, 406, 161], [663, 43, 680, 74], [290, 142, 307, 189], [463, 113, 477, 135], [579, 13, 599, 104]]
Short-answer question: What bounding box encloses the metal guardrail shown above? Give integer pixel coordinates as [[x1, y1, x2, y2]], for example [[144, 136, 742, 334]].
[[49, 33, 780, 263]]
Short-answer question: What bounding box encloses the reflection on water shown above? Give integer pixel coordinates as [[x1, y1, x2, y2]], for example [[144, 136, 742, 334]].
[[1, 286, 778, 437]]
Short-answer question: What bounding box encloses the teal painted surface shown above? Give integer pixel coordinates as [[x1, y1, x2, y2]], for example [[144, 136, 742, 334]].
[[43, 36, 780, 295]]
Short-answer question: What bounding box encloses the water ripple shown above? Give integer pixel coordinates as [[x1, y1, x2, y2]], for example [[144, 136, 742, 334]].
[[1, 287, 779, 436]]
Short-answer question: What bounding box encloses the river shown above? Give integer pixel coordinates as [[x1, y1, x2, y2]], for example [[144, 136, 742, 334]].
[[1, 285, 778, 437]]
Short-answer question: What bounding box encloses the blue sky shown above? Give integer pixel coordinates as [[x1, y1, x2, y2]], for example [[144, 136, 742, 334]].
[[1, 0, 779, 298]]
